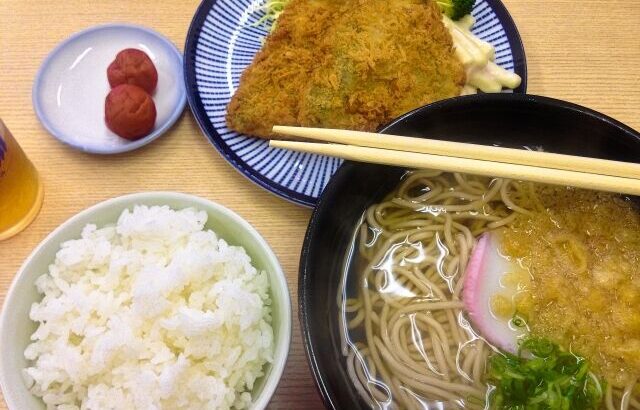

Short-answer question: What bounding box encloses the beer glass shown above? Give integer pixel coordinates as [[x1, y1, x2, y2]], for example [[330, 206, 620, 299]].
[[0, 119, 44, 240]]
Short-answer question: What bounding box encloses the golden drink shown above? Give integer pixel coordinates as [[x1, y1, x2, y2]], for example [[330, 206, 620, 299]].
[[0, 119, 44, 240]]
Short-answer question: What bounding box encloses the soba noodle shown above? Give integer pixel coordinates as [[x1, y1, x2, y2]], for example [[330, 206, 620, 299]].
[[338, 170, 639, 410]]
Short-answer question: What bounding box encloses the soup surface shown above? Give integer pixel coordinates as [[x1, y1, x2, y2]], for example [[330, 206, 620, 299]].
[[339, 170, 640, 409]]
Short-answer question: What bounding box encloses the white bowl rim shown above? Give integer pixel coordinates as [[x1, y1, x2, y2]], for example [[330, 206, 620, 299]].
[[0, 191, 292, 410]]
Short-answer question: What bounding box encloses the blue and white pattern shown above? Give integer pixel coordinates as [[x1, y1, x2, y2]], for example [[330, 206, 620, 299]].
[[0, 136, 6, 163], [185, 0, 527, 207]]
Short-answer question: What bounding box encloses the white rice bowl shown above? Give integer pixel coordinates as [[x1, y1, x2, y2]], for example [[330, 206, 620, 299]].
[[21, 204, 276, 409]]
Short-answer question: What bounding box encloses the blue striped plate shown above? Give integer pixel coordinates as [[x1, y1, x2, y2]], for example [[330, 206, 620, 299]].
[[184, 0, 527, 207]]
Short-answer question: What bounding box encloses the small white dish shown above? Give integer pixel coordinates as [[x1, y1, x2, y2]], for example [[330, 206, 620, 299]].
[[33, 24, 186, 154], [0, 192, 291, 410]]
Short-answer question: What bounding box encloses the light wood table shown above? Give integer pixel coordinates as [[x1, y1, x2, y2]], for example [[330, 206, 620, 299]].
[[1, 1, 638, 409]]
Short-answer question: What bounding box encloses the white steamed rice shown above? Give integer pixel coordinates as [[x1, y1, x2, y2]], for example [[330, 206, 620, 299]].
[[23, 205, 274, 409]]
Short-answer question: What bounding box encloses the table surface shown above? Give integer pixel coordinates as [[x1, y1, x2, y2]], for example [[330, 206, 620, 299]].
[[1, 0, 639, 409]]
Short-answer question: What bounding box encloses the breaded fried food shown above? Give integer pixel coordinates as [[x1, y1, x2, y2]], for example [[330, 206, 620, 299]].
[[226, 0, 465, 139]]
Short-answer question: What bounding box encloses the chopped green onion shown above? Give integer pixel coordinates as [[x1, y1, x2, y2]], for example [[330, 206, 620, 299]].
[[487, 337, 604, 409]]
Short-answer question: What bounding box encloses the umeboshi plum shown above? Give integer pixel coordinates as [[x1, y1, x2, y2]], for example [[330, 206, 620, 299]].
[[105, 84, 156, 140], [107, 49, 158, 94]]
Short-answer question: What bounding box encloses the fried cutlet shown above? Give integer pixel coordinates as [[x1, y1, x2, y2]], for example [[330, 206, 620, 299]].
[[226, 0, 465, 139]]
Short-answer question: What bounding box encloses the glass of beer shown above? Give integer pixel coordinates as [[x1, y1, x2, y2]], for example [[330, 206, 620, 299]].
[[0, 119, 44, 240]]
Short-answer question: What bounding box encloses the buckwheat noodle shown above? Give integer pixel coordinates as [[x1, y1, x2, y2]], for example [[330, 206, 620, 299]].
[[338, 170, 639, 410]]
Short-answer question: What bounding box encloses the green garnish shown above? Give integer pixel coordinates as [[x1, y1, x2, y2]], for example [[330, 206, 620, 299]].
[[511, 314, 527, 329], [254, 0, 290, 33], [436, 0, 475, 21], [488, 337, 604, 409]]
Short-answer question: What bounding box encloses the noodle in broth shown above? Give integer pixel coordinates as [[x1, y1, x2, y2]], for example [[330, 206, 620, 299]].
[[339, 170, 640, 409]]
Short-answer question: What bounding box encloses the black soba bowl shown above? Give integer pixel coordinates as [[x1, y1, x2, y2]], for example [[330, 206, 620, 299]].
[[299, 93, 640, 409]]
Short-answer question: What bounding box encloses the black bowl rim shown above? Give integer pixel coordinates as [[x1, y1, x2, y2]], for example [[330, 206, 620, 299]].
[[298, 92, 640, 409]]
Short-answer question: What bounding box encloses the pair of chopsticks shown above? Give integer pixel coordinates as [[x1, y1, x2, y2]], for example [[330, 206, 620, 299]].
[[269, 126, 640, 196]]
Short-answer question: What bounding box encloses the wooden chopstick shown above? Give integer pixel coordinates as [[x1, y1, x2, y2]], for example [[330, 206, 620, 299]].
[[268, 140, 640, 196], [272, 126, 640, 179]]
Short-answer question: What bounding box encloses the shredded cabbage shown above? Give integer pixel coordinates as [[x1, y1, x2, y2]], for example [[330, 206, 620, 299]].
[[255, 0, 290, 33]]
